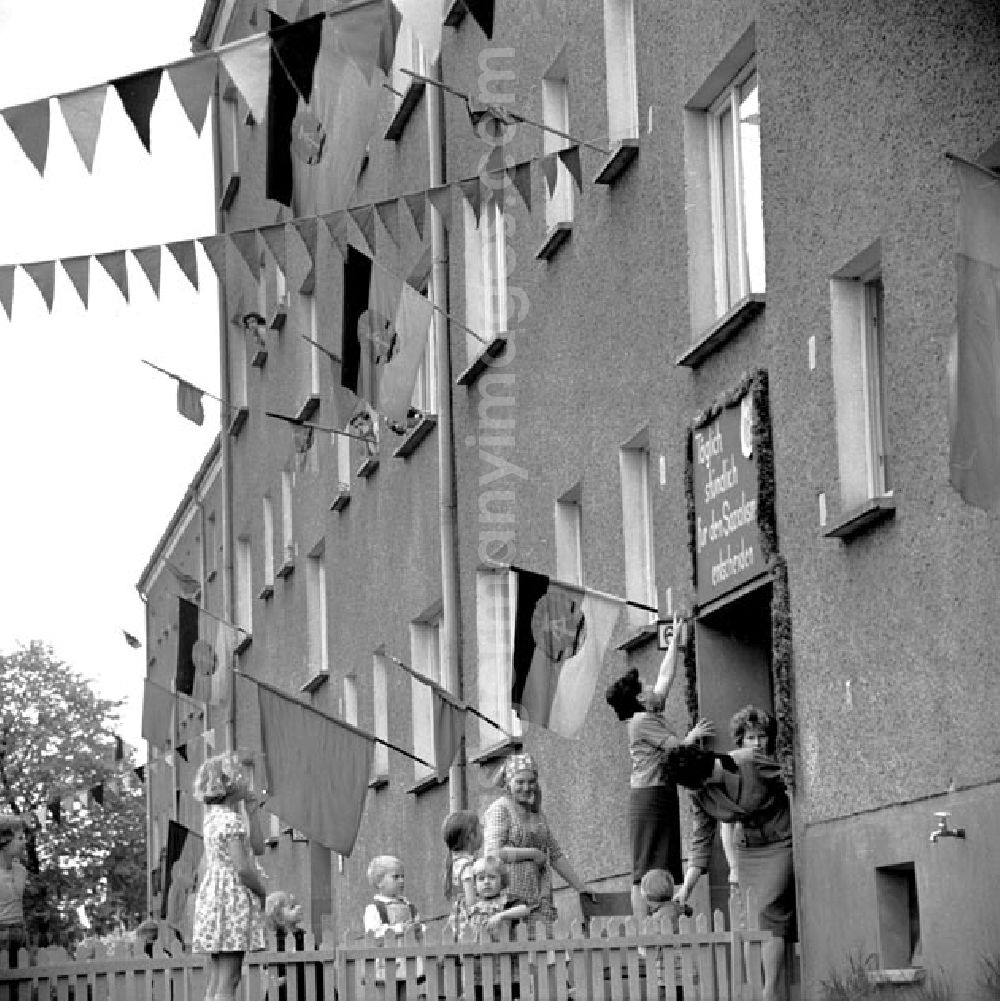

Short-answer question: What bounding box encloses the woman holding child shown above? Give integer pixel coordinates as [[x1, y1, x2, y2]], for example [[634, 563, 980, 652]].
[[482, 753, 591, 922]]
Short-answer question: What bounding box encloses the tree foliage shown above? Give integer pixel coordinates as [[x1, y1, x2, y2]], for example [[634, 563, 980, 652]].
[[0, 641, 146, 946]]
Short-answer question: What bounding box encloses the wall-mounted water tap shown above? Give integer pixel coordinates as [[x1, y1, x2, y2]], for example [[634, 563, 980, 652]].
[[930, 811, 965, 843]]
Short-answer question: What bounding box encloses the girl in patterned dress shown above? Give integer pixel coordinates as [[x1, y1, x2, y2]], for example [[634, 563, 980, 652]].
[[441, 810, 481, 934], [191, 752, 267, 1001]]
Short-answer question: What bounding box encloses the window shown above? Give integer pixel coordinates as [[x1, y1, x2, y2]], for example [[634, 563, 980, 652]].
[[335, 430, 352, 490], [554, 487, 583, 586], [372, 653, 389, 782], [343, 674, 358, 726], [391, 23, 428, 111], [475, 570, 521, 750], [875, 863, 921, 969], [830, 242, 892, 512], [304, 293, 321, 403], [620, 436, 656, 627], [602, 0, 638, 145], [231, 321, 248, 409], [219, 94, 241, 211], [281, 469, 295, 566], [205, 512, 217, 580], [707, 64, 764, 316], [408, 264, 437, 417], [306, 544, 328, 679], [236, 536, 252, 633], [410, 610, 444, 784], [464, 197, 507, 359], [543, 60, 573, 231], [262, 495, 275, 588]]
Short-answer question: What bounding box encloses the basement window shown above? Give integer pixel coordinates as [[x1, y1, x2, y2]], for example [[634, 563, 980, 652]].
[[874, 862, 922, 971]]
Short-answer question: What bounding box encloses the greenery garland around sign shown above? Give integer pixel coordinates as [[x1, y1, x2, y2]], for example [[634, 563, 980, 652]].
[[683, 369, 795, 789]]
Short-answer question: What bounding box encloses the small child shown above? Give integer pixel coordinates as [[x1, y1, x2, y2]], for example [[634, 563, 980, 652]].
[[265, 891, 305, 937], [467, 856, 530, 937], [441, 810, 482, 934], [639, 869, 690, 1000], [363, 855, 425, 998]]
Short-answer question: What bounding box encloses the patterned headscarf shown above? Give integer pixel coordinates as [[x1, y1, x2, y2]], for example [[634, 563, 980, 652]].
[[494, 752, 538, 790]]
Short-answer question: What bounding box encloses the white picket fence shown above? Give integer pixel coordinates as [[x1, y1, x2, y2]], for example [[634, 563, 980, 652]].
[[0, 904, 772, 1001]]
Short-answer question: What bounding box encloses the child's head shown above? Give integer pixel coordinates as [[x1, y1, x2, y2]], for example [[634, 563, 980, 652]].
[[367, 855, 406, 898], [639, 869, 675, 906], [472, 855, 508, 900], [265, 891, 305, 932], [192, 752, 251, 805], [442, 810, 482, 854]]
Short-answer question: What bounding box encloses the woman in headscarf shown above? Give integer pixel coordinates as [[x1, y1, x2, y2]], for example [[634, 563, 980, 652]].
[[604, 614, 713, 918], [482, 753, 593, 922]]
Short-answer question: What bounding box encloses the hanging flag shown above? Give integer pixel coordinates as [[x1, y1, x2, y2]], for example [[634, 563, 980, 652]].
[[557, 145, 582, 192], [257, 680, 374, 855], [161, 820, 204, 943], [0, 266, 13, 321], [90, 784, 104, 807], [374, 198, 402, 249], [167, 55, 216, 136], [166, 240, 199, 291], [949, 156, 1000, 510], [508, 161, 532, 212], [95, 250, 129, 302], [58, 86, 107, 172], [60, 255, 90, 308], [198, 234, 228, 282], [141, 678, 176, 750], [219, 37, 271, 124], [1, 98, 50, 176], [165, 560, 201, 595], [176, 380, 205, 426], [510, 569, 622, 739], [464, 0, 495, 39], [22, 261, 55, 312], [540, 152, 558, 198], [285, 219, 315, 291], [460, 178, 483, 225], [433, 690, 465, 781], [267, 12, 325, 206], [259, 224, 288, 280], [124, 630, 142, 649], [349, 205, 376, 255], [403, 191, 426, 240], [134, 764, 146, 782], [132, 246, 162, 298], [229, 229, 261, 283], [427, 183, 453, 229], [112, 68, 162, 153]]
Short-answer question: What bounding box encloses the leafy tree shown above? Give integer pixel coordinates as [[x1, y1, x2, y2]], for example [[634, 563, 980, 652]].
[[0, 641, 146, 947]]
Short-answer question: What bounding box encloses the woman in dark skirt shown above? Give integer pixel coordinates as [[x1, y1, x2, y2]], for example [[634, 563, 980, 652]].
[[605, 615, 713, 919]]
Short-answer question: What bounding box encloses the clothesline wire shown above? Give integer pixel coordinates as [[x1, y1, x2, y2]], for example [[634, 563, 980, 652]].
[[141, 359, 234, 411]]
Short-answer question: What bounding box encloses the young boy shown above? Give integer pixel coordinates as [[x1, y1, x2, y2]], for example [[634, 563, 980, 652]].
[[640, 869, 690, 999], [362, 855, 425, 998]]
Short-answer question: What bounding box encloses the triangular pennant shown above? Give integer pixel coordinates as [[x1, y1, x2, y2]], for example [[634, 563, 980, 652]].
[[349, 205, 376, 254], [285, 220, 313, 291], [132, 246, 162, 298], [258, 223, 288, 278], [426, 184, 452, 230], [60, 255, 91, 308], [2, 98, 51, 176], [329, 0, 385, 83], [198, 234, 228, 282], [402, 191, 426, 240], [0, 266, 13, 320], [395, 0, 443, 64], [378, 0, 403, 77], [464, 0, 495, 39], [540, 152, 558, 199], [219, 36, 271, 124], [374, 198, 402, 249], [322, 210, 353, 256], [95, 251, 130, 303], [166, 240, 200, 291], [229, 230, 261, 283], [459, 177, 483, 225], [22, 261, 55, 312], [57, 86, 107, 172], [112, 68, 163, 153], [557, 144, 582, 192], [167, 54, 217, 136], [508, 160, 532, 212]]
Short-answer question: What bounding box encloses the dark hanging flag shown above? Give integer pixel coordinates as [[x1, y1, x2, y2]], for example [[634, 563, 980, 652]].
[[464, 0, 495, 39], [113, 68, 163, 153], [266, 12, 325, 206], [91, 784, 104, 807], [48, 800, 61, 825], [341, 245, 373, 396], [175, 597, 200, 697], [115, 735, 125, 761], [134, 764, 146, 782], [160, 820, 204, 938], [123, 630, 142, 649]]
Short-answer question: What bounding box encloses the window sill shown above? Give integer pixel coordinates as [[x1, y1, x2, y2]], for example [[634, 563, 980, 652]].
[[676, 293, 766, 368], [268, 298, 288, 331], [264, 836, 279, 848], [536, 222, 573, 261], [456, 334, 507, 387], [393, 414, 437, 458], [357, 454, 379, 478], [228, 406, 249, 437], [257, 583, 274, 601], [443, 0, 465, 26], [866, 969, 925, 987], [276, 556, 295, 579], [615, 623, 658, 652], [385, 80, 425, 142], [300, 672, 329, 694], [824, 495, 896, 540], [250, 347, 267, 369], [234, 632, 252, 656], [219, 172, 240, 212], [593, 138, 639, 186], [407, 772, 446, 796], [368, 774, 389, 791], [207, 568, 217, 583], [330, 486, 351, 512], [470, 736, 522, 766], [295, 395, 320, 424]]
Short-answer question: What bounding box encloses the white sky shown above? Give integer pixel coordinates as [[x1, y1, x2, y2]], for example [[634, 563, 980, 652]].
[[0, 0, 223, 758]]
